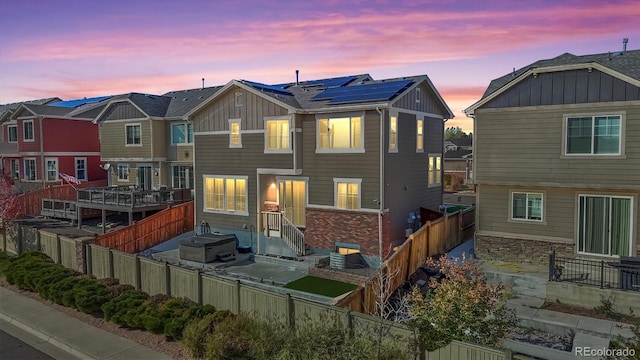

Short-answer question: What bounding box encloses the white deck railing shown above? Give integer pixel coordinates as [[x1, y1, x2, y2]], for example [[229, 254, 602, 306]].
[[261, 211, 305, 256]]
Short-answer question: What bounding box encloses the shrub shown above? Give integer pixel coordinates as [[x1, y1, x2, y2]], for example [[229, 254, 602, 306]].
[[182, 311, 233, 358], [204, 314, 263, 360], [101, 289, 149, 325], [72, 278, 108, 314], [5, 252, 53, 288]]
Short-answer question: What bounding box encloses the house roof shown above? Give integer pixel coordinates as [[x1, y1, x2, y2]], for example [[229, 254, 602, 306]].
[[190, 73, 453, 118], [444, 149, 472, 159], [0, 97, 61, 122], [163, 86, 224, 118], [449, 137, 472, 147], [15, 103, 76, 117], [49, 96, 111, 108], [466, 49, 640, 115]]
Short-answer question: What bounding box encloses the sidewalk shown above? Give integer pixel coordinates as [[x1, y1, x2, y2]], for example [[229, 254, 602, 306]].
[[0, 287, 170, 360]]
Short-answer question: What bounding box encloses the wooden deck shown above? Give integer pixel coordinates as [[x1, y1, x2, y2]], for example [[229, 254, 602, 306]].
[[76, 186, 191, 212]]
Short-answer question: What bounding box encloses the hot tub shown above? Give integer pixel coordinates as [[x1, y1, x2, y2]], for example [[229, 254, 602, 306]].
[[179, 233, 237, 263]]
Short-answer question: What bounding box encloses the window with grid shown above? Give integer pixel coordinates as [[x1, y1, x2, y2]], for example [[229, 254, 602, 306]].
[[428, 154, 442, 186], [334, 178, 361, 210], [125, 124, 141, 145], [24, 158, 36, 180], [566, 115, 621, 155], [265, 119, 290, 151], [75, 158, 87, 181], [8, 125, 17, 142], [203, 175, 248, 214], [117, 164, 130, 181], [171, 123, 193, 145], [46, 158, 58, 181], [23, 120, 34, 141], [172, 166, 193, 189], [317, 116, 363, 152]]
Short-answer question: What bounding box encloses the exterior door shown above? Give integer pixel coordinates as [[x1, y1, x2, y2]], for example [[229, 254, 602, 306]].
[[278, 179, 306, 227], [137, 165, 152, 190]]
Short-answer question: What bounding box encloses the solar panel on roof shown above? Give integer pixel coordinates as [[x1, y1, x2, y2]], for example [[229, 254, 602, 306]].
[[311, 80, 413, 104], [49, 96, 111, 108], [302, 76, 357, 88], [242, 80, 290, 95]]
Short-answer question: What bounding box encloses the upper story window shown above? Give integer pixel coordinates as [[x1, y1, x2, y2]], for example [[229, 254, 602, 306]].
[[203, 175, 248, 215], [389, 116, 398, 153], [117, 164, 130, 181], [8, 125, 18, 143], [125, 124, 142, 146], [416, 119, 424, 152], [317, 115, 363, 153], [75, 157, 87, 181], [428, 154, 442, 187], [171, 123, 193, 145], [511, 192, 543, 222], [566, 115, 621, 155], [23, 120, 34, 141], [229, 119, 242, 148], [264, 118, 291, 153], [334, 178, 361, 210]]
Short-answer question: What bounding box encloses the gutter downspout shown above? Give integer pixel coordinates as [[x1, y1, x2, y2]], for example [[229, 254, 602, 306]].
[[39, 116, 45, 187], [376, 107, 384, 266]]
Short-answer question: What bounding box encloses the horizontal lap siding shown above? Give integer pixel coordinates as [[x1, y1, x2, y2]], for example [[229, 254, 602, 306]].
[[100, 121, 152, 159], [194, 133, 292, 230], [475, 103, 640, 188], [152, 120, 166, 158], [301, 112, 380, 209]]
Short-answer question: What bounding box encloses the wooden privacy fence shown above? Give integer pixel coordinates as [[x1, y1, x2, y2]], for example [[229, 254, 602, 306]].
[[339, 207, 475, 315], [84, 242, 508, 360], [93, 201, 194, 253], [17, 179, 108, 217]]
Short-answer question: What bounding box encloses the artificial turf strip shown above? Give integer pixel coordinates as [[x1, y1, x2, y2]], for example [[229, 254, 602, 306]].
[[283, 276, 358, 298]]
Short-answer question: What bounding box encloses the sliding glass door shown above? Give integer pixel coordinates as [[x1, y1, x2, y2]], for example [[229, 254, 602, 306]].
[[578, 195, 632, 256]]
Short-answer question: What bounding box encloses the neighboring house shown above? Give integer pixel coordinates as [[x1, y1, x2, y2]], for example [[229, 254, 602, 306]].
[[465, 48, 640, 264], [186, 74, 453, 264], [0, 97, 61, 177], [93, 87, 221, 191], [1, 97, 108, 192], [443, 149, 472, 191], [449, 137, 472, 150]]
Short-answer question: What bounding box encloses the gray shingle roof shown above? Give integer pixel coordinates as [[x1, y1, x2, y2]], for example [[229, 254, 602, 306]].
[[122, 93, 172, 117], [20, 103, 75, 116], [444, 149, 472, 159], [163, 86, 224, 117], [483, 49, 640, 99]]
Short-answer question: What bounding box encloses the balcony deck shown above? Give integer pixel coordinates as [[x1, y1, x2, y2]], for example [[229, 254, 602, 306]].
[[76, 186, 191, 212]]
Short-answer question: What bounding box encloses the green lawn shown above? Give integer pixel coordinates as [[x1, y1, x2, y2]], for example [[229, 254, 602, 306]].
[[283, 276, 357, 298]]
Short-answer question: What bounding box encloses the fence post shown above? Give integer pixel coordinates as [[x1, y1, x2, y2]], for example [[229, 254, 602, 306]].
[[284, 293, 294, 329], [600, 261, 604, 289], [195, 269, 203, 304], [165, 262, 171, 296], [86, 244, 92, 275], [55, 235, 62, 264], [548, 251, 555, 281], [135, 256, 141, 290], [108, 249, 114, 278], [235, 280, 241, 314]]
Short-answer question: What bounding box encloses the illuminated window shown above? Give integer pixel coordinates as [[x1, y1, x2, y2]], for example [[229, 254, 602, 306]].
[[416, 119, 423, 152], [229, 119, 242, 148], [334, 178, 361, 210], [389, 116, 398, 152], [265, 118, 290, 152], [203, 175, 248, 215], [428, 154, 442, 187], [317, 115, 363, 153]]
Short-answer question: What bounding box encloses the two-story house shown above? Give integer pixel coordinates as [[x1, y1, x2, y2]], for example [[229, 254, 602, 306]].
[[0, 97, 61, 178], [2, 98, 109, 192], [465, 48, 640, 264], [93, 87, 221, 191], [186, 74, 453, 265]]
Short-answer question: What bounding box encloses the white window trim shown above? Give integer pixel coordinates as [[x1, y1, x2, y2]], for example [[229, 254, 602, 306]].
[[23, 120, 34, 142], [117, 163, 130, 182], [202, 174, 249, 216], [264, 116, 292, 154], [45, 157, 58, 182], [576, 194, 634, 258], [562, 113, 625, 158], [416, 118, 424, 153], [172, 165, 193, 189], [428, 154, 442, 188], [315, 113, 365, 154], [75, 157, 87, 181], [171, 122, 193, 146], [23, 157, 36, 181], [235, 92, 244, 107], [10, 159, 20, 179], [7, 125, 18, 143], [389, 115, 398, 153], [333, 178, 362, 210], [125, 123, 142, 147], [229, 119, 242, 148], [509, 191, 544, 223]]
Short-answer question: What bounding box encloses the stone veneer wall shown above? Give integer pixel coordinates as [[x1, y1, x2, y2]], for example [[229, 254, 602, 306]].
[[309, 267, 370, 286], [475, 234, 574, 265], [305, 208, 390, 257]]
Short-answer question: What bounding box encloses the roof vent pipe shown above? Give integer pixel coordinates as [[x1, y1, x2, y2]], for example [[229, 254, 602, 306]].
[[623, 38, 628, 54], [296, 70, 299, 85], [202, 78, 205, 89]]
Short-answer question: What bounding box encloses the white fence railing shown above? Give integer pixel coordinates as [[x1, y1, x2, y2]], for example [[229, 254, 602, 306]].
[[261, 211, 305, 256]]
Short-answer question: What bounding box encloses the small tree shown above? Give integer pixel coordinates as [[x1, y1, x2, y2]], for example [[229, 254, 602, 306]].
[[445, 126, 469, 140], [407, 255, 517, 351], [0, 170, 20, 229]]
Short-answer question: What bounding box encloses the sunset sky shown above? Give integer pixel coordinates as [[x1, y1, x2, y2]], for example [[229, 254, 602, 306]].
[[1, 0, 639, 132]]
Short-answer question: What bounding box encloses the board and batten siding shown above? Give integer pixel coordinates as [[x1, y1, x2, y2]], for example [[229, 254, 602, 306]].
[[384, 111, 444, 243], [194, 133, 293, 230], [484, 69, 640, 108], [99, 120, 152, 159], [191, 86, 290, 132], [393, 82, 449, 115], [301, 112, 380, 210], [474, 102, 640, 188], [102, 102, 146, 121]]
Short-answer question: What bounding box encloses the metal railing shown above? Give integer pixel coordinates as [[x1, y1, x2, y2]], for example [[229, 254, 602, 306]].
[[549, 251, 640, 291], [41, 199, 77, 219], [77, 186, 188, 208]]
